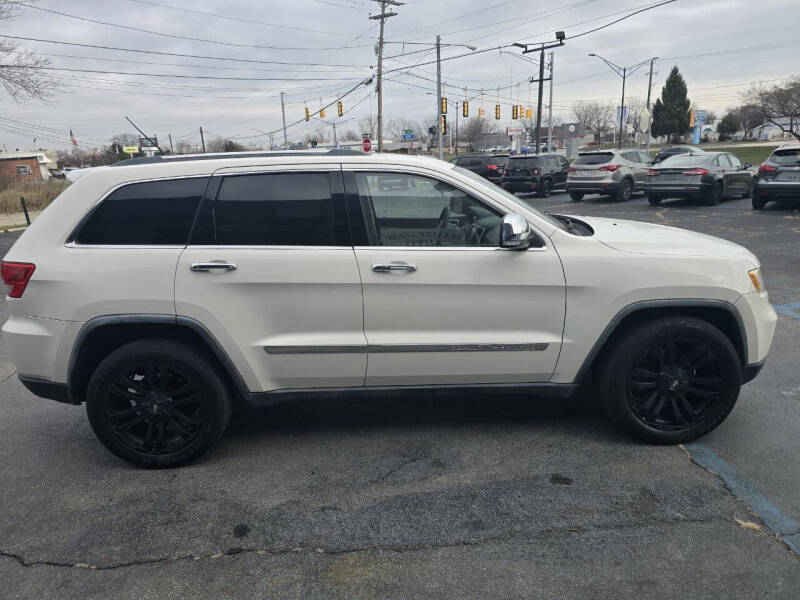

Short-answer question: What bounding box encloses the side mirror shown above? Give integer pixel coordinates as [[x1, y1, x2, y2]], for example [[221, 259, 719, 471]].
[[743, 162, 752, 169], [500, 213, 535, 250]]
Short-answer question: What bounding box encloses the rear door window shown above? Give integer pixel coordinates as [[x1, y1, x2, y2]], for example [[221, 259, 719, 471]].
[[211, 172, 341, 246], [574, 153, 613, 165], [73, 177, 208, 245]]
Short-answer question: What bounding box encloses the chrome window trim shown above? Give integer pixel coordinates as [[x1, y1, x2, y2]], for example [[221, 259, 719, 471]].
[[65, 242, 186, 249], [353, 244, 547, 252], [264, 342, 549, 355]]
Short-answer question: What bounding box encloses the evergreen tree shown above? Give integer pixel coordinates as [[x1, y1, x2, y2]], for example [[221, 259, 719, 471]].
[[651, 66, 691, 141], [717, 112, 741, 138]]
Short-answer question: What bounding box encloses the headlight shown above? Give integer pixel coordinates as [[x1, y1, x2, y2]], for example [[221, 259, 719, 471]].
[[748, 268, 765, 293]]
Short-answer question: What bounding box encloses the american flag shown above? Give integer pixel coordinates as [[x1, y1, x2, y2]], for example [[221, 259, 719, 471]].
[[69, 129, 78, 146]]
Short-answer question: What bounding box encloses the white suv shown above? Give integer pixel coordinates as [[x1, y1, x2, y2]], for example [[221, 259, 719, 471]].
[[1, 151, 777, 467]]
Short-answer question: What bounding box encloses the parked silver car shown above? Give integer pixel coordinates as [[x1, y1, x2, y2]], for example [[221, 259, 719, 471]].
[[566, 149, 654, 202]]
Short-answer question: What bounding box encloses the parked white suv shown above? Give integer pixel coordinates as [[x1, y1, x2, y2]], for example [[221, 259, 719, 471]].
[[2, 150, 776, 467]]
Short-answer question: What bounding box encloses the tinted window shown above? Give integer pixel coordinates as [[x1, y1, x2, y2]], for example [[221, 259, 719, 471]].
[[75, 177, 207, 245], [771, 149, 800, 165], [355, 172, 503, 247], [574, 153, 613, 165], [507, 158, 539, 169], [455, 156, 486, 168], [660, 155, 711, 168], [212, 172, 335, 246]]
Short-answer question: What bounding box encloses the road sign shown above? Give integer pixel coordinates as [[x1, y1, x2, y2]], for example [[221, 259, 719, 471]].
[[616, 105, 628, 126], [122, 146, 139, 154], [506, 127, 523, 136], [139, 136, 158, 148], [691, 109, 707, 126], [362, 137, 372, 152], [568, 124, 575, 133], [362, 132, 372, 139], [401, 130, 415, 140]]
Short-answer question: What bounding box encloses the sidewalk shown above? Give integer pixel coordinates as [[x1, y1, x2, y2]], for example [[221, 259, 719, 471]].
[[0, 209, 41, 231]]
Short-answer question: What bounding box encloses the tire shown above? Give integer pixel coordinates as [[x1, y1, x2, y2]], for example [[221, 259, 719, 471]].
[[569, 192, 584, 202], [752, 194, 767, 210], [613, 178, 633, 202], [537, 178, 553, 198], [86, 339, 232, 468], [704, 182, 723, 206], [597, 316, 742, 444], [647, 194, 662, 206]]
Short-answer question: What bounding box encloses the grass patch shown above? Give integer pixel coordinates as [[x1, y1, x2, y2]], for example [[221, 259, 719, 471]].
[[707, 146, 775, 165], [0, 179, 70, 214]]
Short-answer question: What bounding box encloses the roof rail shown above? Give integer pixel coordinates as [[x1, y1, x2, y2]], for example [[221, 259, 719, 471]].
[[111, 148, 365, 167]]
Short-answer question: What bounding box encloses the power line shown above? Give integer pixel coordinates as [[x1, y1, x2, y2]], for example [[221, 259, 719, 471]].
[[0, 35, 374, 68], [18, 3, 374, 51], [121, 0, 358, 37], [0, 65, 365, 81]]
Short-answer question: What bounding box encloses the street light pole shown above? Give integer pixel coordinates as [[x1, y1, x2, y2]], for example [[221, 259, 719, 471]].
[[618, 66, 627, 149], [370, 0, 403, 153], [645, 57, 658, 152], [547, 52, 554, 151]]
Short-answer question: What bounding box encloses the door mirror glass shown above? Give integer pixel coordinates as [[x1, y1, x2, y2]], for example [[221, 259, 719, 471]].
[[743, 162, 752, 169], [500, 213, 534, 250]]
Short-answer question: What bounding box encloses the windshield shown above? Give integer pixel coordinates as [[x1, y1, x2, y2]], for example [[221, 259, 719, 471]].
[[575, 153, 613, 165], [452, 165, 563, 230], [771, 149, 800, 165], [659, 154, 710, 167]]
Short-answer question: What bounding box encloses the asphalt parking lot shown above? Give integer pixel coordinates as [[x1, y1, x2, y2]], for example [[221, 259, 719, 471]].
[[1, 191, 799, 599]]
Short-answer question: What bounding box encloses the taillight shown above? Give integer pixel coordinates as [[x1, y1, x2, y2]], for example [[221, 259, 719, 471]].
[[487, 164, 498, 170], [532, 168, 540, 175], [567, 166, 575, 172], [1, 261, 36, 298], [646, 169, 659, 176], [682, 168, 710, 176], [599, 165, 621, 171], [758, 164, 777, 173]]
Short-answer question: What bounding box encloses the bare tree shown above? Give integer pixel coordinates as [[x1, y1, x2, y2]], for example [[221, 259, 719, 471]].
[[110, 133, 139, 147], [461, 117, 498, 151], [357, 116, 377, 138], [0, 2, 56, 100], [571, 101, 614, 141], [625, 98, 646, 136], [745, 77, 800, 141], [387, 118, 419, 139], [207, 137, 246, 152], [732, 104, 765, 138], [174, 141, 194, 155]]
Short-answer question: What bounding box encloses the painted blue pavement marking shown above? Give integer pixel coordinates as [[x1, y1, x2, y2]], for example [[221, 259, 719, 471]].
[[684, 442, 800, 554], [772, 302, 800, 319]]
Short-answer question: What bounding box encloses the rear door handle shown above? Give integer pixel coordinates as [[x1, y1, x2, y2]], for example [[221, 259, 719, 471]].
[[191, 262, 237, 272], [372, 262, 417, 273]]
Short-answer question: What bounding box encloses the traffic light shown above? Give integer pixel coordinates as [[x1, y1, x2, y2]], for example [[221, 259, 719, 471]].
[[337, 101, 343, 117], [440, 115, 447, 135], [304, 107, 310, 121], [462, 101, 469, 118], [441, 97, 447, 115], [495, 104, 501, 120], [478, 107, 485, 118], [512, 105, 518, 120], [320, 107, 326, 119], [526, 108, 533, 119]]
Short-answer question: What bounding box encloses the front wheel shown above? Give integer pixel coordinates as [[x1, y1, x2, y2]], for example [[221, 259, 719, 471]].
[[86, 339, 232, 468], [752, 187, 767, 210], [597, 317, 741, 444], [647, 194, 662, 206], [569, 191, 584, 202]]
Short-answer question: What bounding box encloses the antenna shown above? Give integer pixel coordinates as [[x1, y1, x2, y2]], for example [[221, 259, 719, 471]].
[[125, 116, 163, 154]]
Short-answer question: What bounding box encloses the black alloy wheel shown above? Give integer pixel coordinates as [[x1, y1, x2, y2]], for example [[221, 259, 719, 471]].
[[627, 337, 724, 431], [538, 178, 552, 198], [86, 340, 231, 468], [615, 178, 633, 202]]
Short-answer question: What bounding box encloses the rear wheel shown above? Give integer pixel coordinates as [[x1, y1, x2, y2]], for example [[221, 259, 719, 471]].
[[569, 192, 584, 202], [598, 317, 741, 444], [614, 178, 633, 202], [752, 193, 768, 210], [704, 182, 723, 206], [86, 339, 232, 468], [647, 194, 662, 206], [537, 178, 553, 198]]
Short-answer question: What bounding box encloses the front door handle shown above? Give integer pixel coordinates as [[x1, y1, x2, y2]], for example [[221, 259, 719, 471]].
[[372, 262, 417, 273], [191, 262, 237, 272]]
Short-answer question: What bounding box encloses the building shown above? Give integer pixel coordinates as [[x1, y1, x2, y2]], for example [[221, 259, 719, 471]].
[[0, 152, 55, 182]]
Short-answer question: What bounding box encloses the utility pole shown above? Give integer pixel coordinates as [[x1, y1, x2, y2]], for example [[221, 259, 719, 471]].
[[370, 0, 403, 153], [547, 52, 554, 151], [515, 32, 564, 155], [645, 57, 657, 152], [618, 66, 627, 149], [455, 101, 459, 157], [436, 35, 443, 160], [199, 127, 206, 153], [280, 92, 288, 148], [168, 133, 174, 155], [333, 121, 338, 148]]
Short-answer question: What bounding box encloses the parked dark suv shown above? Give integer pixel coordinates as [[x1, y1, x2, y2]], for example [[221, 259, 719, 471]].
[[752, 144, 800, 209], [500, 153, 569, 197], [453, 154, 509, 184]]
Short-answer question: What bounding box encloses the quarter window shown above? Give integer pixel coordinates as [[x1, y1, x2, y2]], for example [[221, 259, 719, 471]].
[[74, 177, 208, 245], [715, 154, 732, 167], [354, 172, 503, 247], [213, 172, 336, 246]]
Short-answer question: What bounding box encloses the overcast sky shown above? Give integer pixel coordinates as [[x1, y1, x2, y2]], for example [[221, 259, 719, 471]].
[[1, 0, 798, 151]]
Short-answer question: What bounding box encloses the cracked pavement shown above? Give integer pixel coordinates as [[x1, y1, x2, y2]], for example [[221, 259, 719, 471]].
[[2, 192, 800, 598]]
